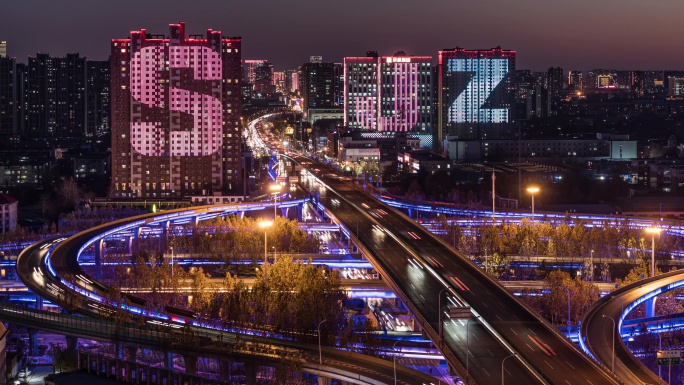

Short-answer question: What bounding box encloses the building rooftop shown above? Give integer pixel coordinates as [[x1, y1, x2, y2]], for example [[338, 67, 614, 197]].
[[0, 194, 17, 205]]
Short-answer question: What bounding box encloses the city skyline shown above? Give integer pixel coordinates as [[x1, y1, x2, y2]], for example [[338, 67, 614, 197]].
[[3, 0, 684, 71]]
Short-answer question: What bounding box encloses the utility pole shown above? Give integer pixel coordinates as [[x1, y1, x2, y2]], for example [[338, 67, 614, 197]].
[[491, 166, 496, 222]]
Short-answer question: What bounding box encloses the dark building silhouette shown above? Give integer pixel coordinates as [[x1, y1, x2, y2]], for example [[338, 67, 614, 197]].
[[86, 60, 110, 136], [300, 61, 336, 109]]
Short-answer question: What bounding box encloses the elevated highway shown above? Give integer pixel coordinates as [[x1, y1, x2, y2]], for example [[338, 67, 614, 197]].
[[15, 211, 438, 385], [580, 270, 684, 385], [303, 163, 620, 385]]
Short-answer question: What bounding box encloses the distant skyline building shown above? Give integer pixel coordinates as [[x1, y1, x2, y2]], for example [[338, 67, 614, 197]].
[[438, 47, 516, 141], [568, 70, 583, 90], [110, 22, 242, 198], [0, 55, 16, 136], [668, 76, 684, 98], [27, 53, 86, 137], [86, 60, 110, 136], [300, 61, 336, 110], [0, 41, 6, 58]]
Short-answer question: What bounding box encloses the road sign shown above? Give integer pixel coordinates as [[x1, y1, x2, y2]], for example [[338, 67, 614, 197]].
[[447, 306, 471, 320], [657, 350, 681, 366]]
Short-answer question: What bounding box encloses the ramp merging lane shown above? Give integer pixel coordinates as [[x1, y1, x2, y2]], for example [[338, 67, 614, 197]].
[[305, 162, 621, 385], [580, 270, 684, 385]]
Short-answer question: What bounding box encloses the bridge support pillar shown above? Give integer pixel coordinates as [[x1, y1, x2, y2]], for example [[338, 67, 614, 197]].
[[317, 375, 332, 385], [127, 236, 134, 255], [183, 353, 198, 375], [646, 297, 657, 318], [281, 207, 289, 219], [161, 221, 170, 249], [218, 360, 232, 383], [244, 362, 257, 385], [125, 346, 137, 362], [238, 211, 245, 219], [164, 350, 174, 371], [296, 203, 303, 221], [115, 342, 124, 360], [35, 295, 43, 310], [95, 239, 104, 280], [28, 329, 39, 356]]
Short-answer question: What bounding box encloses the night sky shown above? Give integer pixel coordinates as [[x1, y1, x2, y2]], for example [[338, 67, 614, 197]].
[[3, 0, 684, 71]]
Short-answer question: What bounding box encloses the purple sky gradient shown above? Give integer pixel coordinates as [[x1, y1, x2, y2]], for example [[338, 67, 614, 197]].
[[2, 0, 684, 71]]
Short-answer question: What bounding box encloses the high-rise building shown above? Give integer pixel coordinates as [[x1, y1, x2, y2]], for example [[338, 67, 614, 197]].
[[547, 67, 564, 115], [27, 53, 87, 137], [0, 41, 6, 58], [668, 76, 684, 98], [284, 69, 297, 93], [300, 61, 336, 110], [110, 22, 242, 198], [438, 47, 516, 141], [86, 61, 110, 136], [241, 59, 267, 84], [0, 55, 16, 137], [378, 52, 432, 133], [344, 51, 379, 130], [568, 70, 583, 91], [253, 61, 274, 95]]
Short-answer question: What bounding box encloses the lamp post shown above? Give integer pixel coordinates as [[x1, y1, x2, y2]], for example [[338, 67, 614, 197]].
[[269, 184, 282, 219], [564, 287, 572, 333], [603, 314, 616, 374], [438, 288, 448, 339], [466, 315, 481, 375], [317, 319, 326, 366], [258, 220, 273, 282], [393, 340, 401, 385], [645, 227, 662, 278], [169, 246, 174, 278], [526, 186, 540, 224], [501, 353, 517, 385], [589, 249, 594, 283]]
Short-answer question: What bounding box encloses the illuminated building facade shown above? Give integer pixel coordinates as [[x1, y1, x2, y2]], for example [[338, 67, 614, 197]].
[[379, 53, 432, 133], [568, 70, 583, 91], [344, 51, 431, 134], [110, 22, 242, 198], [344, 52, 378, 130], [438, 47, 515, 141]]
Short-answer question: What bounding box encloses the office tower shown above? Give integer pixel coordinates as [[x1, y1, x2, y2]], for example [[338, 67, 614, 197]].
[[0, 55, 15, 136], [0, 41, 6, 58], [86, 61, 110, 136], [284, 69, 297, 93], [242, 59, 266, 84], [310, 56, 323, 63], [333, 63, 343, 107], [438, 47, 516, 141], [27, 53, 86, 137], [668, 76, 684, 98], [300, 61, 336, 109], [273, 71, 285, 92], [290, 71, 300, 93], [547, 67, 564, 115], [344, 51, 379, 130], [253, 61, 274, 95], [568, 70, 583, 91], [378, 52, 432, 133], [110, 22, 242, 198]]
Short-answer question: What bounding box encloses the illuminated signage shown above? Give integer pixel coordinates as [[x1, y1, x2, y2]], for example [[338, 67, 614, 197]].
[[446, 58, 510, 123], [131, 46, 223, 157], [386, 57, 411, 63]]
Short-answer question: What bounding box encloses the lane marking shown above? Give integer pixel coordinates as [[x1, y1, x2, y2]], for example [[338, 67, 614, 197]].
[[564, 360, 575, 370], [526, 343, 534, 351], [545, 360, 554, 369], [509, 328, 518, 335], [482, 368, 491, 377]]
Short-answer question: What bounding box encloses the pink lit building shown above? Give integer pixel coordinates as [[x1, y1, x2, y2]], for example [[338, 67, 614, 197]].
[[344, 51, 432, 133], [110, 22, 242, 198]]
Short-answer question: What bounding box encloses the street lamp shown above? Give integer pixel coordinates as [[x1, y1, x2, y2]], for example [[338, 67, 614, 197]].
[[269, 184, 282, 218], [645, 227, 662, 278], [602, 314, 616, 373], [526, 186, 540, 224], [438, 288, 449, 339], [501, 353, 517, 385], [589, 249, 594, 283], [169, 246, 174, 278], [466, 315, 481, 375], [317, 319, 327, 366], [393, 340, 401, 385], [258, 220, 273, 282]]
